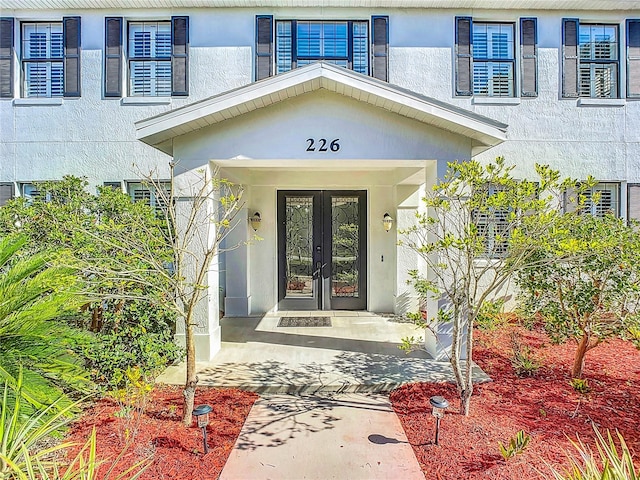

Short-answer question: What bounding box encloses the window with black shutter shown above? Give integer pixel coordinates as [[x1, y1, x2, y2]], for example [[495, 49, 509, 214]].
[[455, 17, 472, 96], [371, 16, 388, 82], [261, 16, 377, 80], [563, 19, 620, 99], [171, 16, 188, 96], [20, 18, 80, 98], [520, 18, 537, 97], [627, 19, 640, 98], [628, 184, 640, 223], [0, 183, 14, 206], [255, 15, 273, 81], [0, 18, 14, 98], [63, 16, 80, 97], [124, 17, 188, 97], [104, 17, 123, 98], [456, 16, 536, 98]]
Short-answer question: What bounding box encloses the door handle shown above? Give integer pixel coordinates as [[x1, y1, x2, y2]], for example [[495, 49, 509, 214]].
[[314, 262, 326, 276]]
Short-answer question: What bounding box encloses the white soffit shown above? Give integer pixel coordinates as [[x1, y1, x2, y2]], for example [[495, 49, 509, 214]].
[[3, 0, 638, 9], [136, 62, 507, 156]]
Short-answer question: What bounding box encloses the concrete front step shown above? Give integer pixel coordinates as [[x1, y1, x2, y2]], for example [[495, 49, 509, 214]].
[[156, 315, 491, 393]]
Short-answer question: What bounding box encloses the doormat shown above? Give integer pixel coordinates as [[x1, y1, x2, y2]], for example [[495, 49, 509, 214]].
[[277, 317, 332, 327]]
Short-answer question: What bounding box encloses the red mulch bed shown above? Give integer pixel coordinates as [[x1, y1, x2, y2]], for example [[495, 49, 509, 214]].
[[390, 324, 640, 479], [64, 326, 639, 479], [65, 385, 257, 479]]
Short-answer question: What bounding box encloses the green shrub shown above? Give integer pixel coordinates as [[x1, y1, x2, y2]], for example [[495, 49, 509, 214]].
[[82, 301, 183, 387], [477, 299, 507, 330], [570, 378, 591, 394], [1, 374, 78, 478], [108, 366, 153, 443], [549, 427, 639, 480], [0, 234, 93, 413], [14, 427, 151, 480], [510, 332, 541, 377], [0, 374, 151, 480], [498, 430, 531, 461]]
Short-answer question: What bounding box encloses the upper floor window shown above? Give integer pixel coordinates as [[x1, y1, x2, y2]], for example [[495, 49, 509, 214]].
[[579, 24, 618, 98], [128, 22, 171, 97], [275, 21, 369, 75], [563, 19, 621, 99], [104, 16, 189, 99], [22, 23, 63, 97], [456, 17, 537, 98], [255, 15, 388, 82], [472, 23, 515, 97], [19, 18, 80, 98]]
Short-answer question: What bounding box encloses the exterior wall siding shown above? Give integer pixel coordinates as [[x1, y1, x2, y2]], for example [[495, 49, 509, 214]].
[[1, 7, 638, 190], [2, 3, 637, 359]]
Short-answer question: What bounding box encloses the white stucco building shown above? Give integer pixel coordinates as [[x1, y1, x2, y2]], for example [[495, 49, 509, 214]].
[[1, 0, 639, 360]]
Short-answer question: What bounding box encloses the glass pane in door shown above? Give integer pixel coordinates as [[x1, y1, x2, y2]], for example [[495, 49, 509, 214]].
[[285, 196, 314, 297], [331, 195, 359, 298]]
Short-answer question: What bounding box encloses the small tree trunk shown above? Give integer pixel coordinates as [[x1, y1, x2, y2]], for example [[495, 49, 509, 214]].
[[182, 321, 198, 426], [572, 333, 590, 378], [461, 312, 474, 416], [460, 387, 473, 416], [90, 305, 101, 332], [448, 306, 466, 412]]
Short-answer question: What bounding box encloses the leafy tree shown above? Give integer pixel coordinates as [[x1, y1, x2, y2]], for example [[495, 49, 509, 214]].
[[400, 157, 574, 415], [515, 211, 640, 378], [0, 177, 183, 386], [0, 234, 91, 411], [77, 164, 244, 425]]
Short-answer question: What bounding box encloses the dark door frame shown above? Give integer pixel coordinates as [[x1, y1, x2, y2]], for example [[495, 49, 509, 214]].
[[277, 190, 367, 311]]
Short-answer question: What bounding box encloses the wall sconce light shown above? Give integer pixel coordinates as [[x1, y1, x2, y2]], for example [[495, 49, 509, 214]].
[[192, 404, 213, 454], [249, 212, 261, 231], [429, 395, 449, 446], [383, 213, 393, 232]]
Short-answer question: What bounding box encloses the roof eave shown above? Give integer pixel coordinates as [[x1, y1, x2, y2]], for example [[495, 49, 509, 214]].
[[136, 63, 507, 155]]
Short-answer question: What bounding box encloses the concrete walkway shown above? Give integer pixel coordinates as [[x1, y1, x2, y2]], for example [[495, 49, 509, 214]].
[[157, 312, 491, 480], [219, 393, 426, 480]]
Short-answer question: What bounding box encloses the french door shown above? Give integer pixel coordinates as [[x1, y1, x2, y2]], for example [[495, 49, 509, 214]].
[[277, 190, 367, 311]]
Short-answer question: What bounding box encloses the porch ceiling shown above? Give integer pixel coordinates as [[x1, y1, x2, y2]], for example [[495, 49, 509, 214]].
[[136, 62, 507, 156]]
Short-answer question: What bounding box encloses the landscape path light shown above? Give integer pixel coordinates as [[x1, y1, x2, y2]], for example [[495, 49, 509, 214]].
[[429, 395, 449, 446], [192, 404, 213, 454]]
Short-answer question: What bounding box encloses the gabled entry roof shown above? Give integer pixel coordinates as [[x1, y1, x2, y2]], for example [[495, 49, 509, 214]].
[[136, 62, 507, 156]]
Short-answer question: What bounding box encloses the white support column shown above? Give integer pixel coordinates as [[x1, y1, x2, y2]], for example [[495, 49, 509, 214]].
[[395, 185, 421, 315], [425, 160, 453, 361], [224, 206, 252, 316], [172, 164, 222, 361]]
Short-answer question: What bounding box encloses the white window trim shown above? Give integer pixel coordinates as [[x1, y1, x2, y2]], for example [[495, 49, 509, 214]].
[[472, 97, 521, 105], [13, 97, 63, 106], [121, 96, 171, 105], [577, 98, 626, 106]]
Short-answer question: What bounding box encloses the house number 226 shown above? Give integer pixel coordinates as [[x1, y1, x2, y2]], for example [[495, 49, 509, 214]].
[[306, 138, 340, 152]]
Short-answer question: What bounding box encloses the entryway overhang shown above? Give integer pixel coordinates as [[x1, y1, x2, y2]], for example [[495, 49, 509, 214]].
[[136, 62, 507, 156]]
